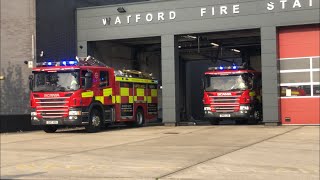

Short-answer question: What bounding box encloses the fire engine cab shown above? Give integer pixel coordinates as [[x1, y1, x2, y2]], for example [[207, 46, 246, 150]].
[[29, 56, 158, 133], [202, 65, 262, 125]]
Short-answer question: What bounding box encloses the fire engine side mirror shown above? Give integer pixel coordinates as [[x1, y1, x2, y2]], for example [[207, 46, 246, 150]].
[[84, 72, 92, 89], [201, 76, 205, 90], [28, 75, 34, 91]]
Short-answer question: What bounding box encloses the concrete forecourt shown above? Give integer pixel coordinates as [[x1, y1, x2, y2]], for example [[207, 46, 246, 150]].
[[1, 126, 319, 179]]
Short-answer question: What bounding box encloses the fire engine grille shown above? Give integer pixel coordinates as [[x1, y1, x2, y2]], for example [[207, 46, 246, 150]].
[[210, 95, 241, 113], [35, 97, 69, 119]]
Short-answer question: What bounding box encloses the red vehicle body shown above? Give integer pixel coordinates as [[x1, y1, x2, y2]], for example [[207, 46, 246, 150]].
[[30, 57, 158, 133], [202, 66, 262, 125]]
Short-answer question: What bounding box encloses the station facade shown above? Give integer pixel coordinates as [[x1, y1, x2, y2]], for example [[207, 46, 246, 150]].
[[76, 0, 319, 125], [1, 0, 319, 129]]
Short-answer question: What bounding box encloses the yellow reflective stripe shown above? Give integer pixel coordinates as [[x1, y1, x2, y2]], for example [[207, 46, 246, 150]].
[[249, 91, 256, 97], [147, 96, 152, 103], [136, 88, 144, 96], [144, 96, 147, 102], [103, 88, 112, 96], [112, 96, 116, 103], [116, 96, 121, 103], [129, 96, 133, 103], [120, 88, 129, 96], [151, 89, 157, 97], [134, 96, 137, 101], [82, 91, 93, 98], [116, 77, 157, 84], [95, 96, 104, 104]]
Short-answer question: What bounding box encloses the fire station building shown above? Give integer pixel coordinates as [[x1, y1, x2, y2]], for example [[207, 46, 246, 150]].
[[0, 0, 319, 130], [75, 0, 319, 125]]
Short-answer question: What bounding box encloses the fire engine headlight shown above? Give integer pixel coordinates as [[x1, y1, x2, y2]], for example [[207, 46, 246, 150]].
[[204, 107, 211, 111], [69, 111, 82, 116], [240, 106, 250, 110], [69, 116, 78, 120], [31, 112, 37, 116]]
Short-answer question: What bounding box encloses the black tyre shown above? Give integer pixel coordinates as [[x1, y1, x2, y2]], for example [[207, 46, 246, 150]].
[[248, 110, 261, 125], [85, 108, 102, 133], [42, 125, 58, 133], [126, 108, 145, 127], [135, 109, 145, 127]]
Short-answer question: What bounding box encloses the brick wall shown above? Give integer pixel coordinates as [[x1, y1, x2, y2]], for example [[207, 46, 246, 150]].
[[0, 0, 36, 115]]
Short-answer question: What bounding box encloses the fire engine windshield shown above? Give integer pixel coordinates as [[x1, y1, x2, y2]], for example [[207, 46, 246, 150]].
[[33, 71, 80, 92], [204, 74, 252, 92]]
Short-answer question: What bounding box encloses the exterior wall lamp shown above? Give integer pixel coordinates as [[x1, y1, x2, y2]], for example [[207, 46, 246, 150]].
[[117, 7, 126, 13]]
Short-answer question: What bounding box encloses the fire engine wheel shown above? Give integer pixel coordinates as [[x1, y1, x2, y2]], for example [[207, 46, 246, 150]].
[[135, 109, 145, 127], [42, 125, 58, 133], [85, 108, 102, 133], [248, 110, 261, 125], [125, 109, 145, 127]]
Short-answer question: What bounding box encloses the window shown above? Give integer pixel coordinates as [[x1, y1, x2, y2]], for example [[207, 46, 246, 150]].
[[134, 83, 146, 89], [280, 85, 311, 97], [280, 57, 320, 97], [313, 85, 320, 96], [81, 70, 90, 87], [100, 71, 109, 87], [120, 82, 133, 88]]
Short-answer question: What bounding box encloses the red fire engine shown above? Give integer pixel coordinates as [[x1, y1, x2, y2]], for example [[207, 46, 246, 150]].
[[29, 57, 158, 133], [202, 65, 262, 125]]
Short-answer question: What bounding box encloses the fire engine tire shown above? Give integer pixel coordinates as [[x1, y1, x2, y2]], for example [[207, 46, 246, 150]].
[[85, 108, 102, 133], [135, 109, 145, 127], [125, 109, 145, 127], [209, 119, 220, 125], [248, 110, 261, 125], [42, 125, 58, 133]]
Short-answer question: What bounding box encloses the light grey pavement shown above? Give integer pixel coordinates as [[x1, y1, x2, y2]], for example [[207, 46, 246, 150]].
[[0, 125, 319, 180]]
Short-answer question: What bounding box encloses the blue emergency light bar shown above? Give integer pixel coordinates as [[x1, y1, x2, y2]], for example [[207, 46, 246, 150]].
[[36, 59, 78, 67], [60, 60, 78, 66], [208, 65, 245, 71]]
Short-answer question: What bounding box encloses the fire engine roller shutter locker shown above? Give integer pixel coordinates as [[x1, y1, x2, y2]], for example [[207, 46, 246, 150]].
[[278, 25, 320, 125]]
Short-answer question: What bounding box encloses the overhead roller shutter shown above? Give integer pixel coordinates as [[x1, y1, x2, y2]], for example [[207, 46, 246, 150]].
[[278, 25, 320, 125]]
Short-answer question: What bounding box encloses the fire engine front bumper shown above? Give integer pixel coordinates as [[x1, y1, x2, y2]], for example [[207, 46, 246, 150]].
[[31, 109, 90, 126], [204, 111, 253, 119]]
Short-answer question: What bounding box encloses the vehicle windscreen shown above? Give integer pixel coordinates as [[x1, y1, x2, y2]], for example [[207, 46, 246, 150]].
[[204, 74, 252, 92], [33, 71, 80, 92]]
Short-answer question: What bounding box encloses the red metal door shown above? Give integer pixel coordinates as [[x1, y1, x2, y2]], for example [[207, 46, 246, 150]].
[[278, 25, 320, 125]]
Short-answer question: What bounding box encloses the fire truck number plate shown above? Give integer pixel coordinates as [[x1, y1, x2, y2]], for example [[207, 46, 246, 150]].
[[219, 114, 231, 117], [46, 121, 58, 125]]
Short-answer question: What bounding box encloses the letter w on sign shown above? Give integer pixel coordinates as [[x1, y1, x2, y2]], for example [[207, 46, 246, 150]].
[[102, 17, 111, 26]]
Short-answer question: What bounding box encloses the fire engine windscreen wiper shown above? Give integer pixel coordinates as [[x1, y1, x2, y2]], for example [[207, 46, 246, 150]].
[[230, 88, 245, 91]]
